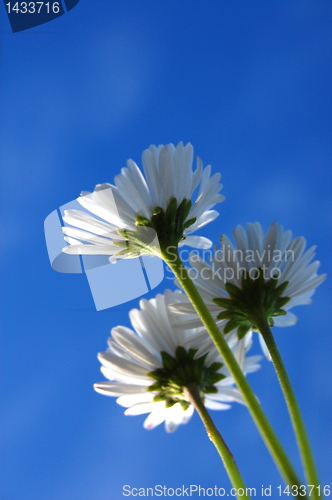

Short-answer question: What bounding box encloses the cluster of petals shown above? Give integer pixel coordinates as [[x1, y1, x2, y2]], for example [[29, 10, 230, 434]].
[[171, 222, 326, 356], [94, 290, 261, 433], [62, 142, 225, 260]]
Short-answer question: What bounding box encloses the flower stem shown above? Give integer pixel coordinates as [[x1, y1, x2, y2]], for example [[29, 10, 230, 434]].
[[162, 246, 305, 496], [255, 313, 320, 500], [183, 384, 251, 500]]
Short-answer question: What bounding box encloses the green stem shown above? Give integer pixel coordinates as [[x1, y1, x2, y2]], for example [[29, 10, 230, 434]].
[[184, 384, 251, 500], [255, 314, 320, 500], [162, 246, 306, 497]]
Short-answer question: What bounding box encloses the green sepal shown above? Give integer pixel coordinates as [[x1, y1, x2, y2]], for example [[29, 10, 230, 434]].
[[116, 229, 129, 239], [160, 351, 176, 370], [213, 297, 233, 308], [175, 199, 190, 236], [276, 296, 291, 308], [153, 206, 163, 216], [208, 362, 224, 373], [153, 393, 168, 403], [224, 318, 243, 334], [111, 240, 129, 248], [135, 215, 151, 227], [237, 323, 252, 339], [175, 345, 188, 363], [265, 277, 278, 293], [165, 197, 177, 232], [147, 382, 163, 392], [187, 348, 197, 360], [176, 199, 192, 223], [208, 373, 226, 384], [182, 199, 192, 222], [183, 217, 196, 229], [115, 248, 134, 257], [274, 281, 289, 298], [225, 282, 243, 299], [204, 385, 219, 394], [194, 352, 208, 370], [180, 400, 190, 411], [165, 399, 176, 408], [217, 311, 235, 320], [273, 309, 287, 316]]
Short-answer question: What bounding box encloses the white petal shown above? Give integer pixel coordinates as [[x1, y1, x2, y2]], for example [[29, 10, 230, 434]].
[[165, 403, 185, 433], [188, 210, 219, 232], [111, 326, 162, 367], [181, 404, 194, 424], [204, 398, 231, 410], [258, 333, 272, 361], [116, 392, 154, 408], [124, 401, 163, 416], [210, 387, 245, 404], [144, 409, 167, 430], [62, 244, 120, 255], [98, 352, 150, 378], [100, 366, 151, 386], [180, 236, 212, 249], [273, 311, 298, 327], [93, 383, 149, 396]]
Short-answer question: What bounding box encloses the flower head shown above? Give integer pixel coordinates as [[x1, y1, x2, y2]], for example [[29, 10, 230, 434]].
[[62, 143, 224, 261], [94, 290, 260, 432], [171, 222, 326, 354]]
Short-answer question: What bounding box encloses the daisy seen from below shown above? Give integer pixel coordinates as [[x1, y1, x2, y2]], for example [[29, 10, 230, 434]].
[[62, 142, 224, 262], [94, 290, 261, 433], [170, 221, 325, 492], [171, 221, 326, 349]]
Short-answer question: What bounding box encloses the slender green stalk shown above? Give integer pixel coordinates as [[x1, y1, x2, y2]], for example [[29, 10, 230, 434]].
[[162, 246, 306, 497], [183, 384, 251, 500], [255, 314, 320, 500]]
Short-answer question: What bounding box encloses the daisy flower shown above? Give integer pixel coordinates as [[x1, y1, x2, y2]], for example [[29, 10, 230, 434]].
[[171, 222, 326, 355], [94, 290, 261, 433], [62, 142, 224, 262]]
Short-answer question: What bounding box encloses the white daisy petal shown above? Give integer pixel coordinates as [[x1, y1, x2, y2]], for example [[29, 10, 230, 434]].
[[143, 408, 168, 430], [62, 244, 121, 255], [93, 383, 149, 396], [165, 404, 186, 433], [212, 387, 246, 404], [258, 333, 272, 361], [100, 366, 151, 386], [116, 392, 154, 408], [98, 352, 150, 377], [204, 398, 231, 410], [179, 236, 212, 249], [181, 404, 194, 424], [111, 326, 162, 367], [125, 402, 162, 416], [273, 311, 298, 327]]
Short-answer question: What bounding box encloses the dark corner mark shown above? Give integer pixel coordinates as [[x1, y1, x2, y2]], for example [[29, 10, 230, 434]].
[[3, 0, 80, 33], [63, 0, 79, 12]]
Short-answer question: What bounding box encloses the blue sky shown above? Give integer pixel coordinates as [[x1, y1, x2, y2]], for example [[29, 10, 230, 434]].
[[1, 1, 332, 499]]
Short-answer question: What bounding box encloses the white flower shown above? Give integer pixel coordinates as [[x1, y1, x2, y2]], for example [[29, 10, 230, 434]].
[[171, 222, 326, 356], [94, 290, 260, 433], [62, 142, 224, 261]]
